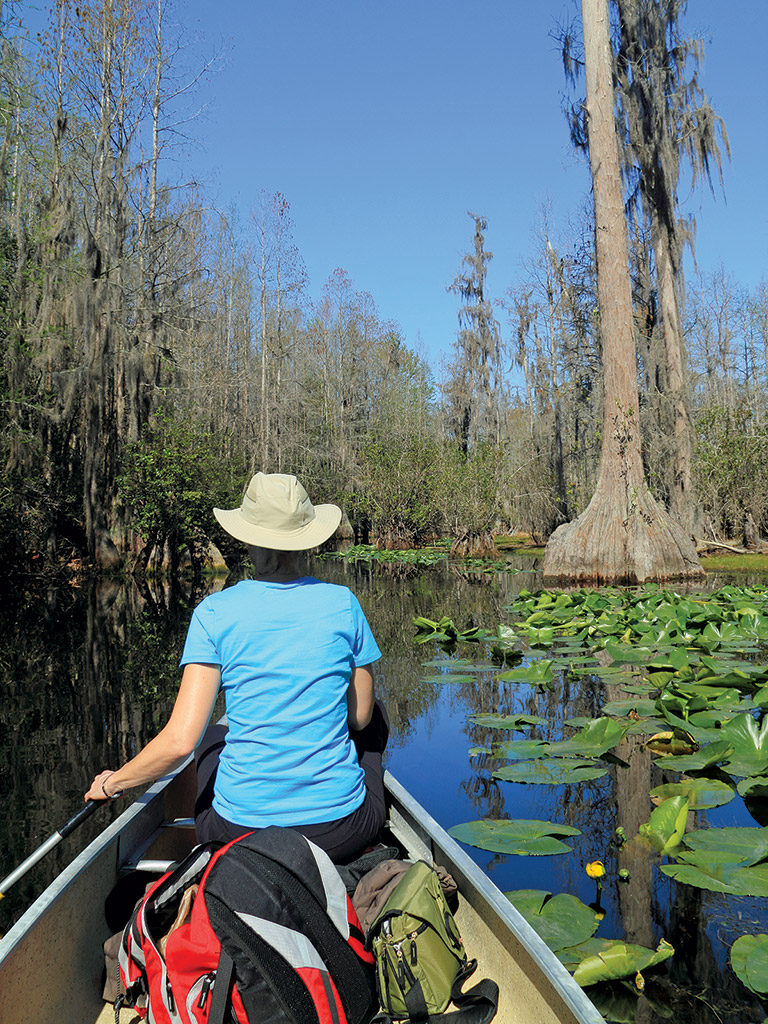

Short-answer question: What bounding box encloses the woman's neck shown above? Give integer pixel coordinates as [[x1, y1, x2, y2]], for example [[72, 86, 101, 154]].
[[246, 545, 302, 582]]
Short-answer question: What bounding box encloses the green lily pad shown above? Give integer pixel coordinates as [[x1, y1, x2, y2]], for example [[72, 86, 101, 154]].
[[660, 825, 768, 895], [638, 796, 689, 855], [645, 731, 698, 757], [662, 861, 768, 897], [730, 934, 768, 996], [447, 818, 581, 856], [737, 778, 768, 800], [496, 659, 554, 685], [505, 890, 599, 951], [650, 778, 735, 810], [660, 862, 741, 894], [469, 713, 546, 730], [547, 718, 627, 757], [682, 825, 768, 865], [492, 739, 549, 760], [421, 673, 477, 685], [572, 938, 674, 987], [717, 713, 768, 778], [604, 643, 655, 664], [493, 758, 609, 785], [602, 698, 658, 718]]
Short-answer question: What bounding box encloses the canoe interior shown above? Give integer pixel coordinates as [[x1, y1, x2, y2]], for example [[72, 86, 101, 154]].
[[0, 764, 603, 1024]]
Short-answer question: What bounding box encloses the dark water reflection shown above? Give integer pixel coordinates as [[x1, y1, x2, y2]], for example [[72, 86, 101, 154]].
[[2, 559, 767, 1024]]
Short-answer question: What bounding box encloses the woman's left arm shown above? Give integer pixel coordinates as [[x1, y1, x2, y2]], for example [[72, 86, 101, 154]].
[[347, 663, 375, 731], [85, 663, 221, 801]]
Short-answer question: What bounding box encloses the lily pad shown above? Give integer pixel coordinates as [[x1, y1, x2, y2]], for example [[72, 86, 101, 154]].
[[602, 698, 658, 719], [645, 731, 698, 757], [717, 713, 768, 778], [604, 643, 655, 664], [469, 713, 546, 730], [730, 934, 768, 996], [660, 825, 768, 895], [505, 890, 599, 951], [421, 673, 477, 685], [547, 718, 627, 758], [682, 825, 768, 865], [662, 860, 768, 897], [650, 778, 735, 810], [492, 739, 549, 760], [737, 778, 768, 800], [637, 796, 689, 855], [493, 758, 609, 785], [572, 938, 674, 987], [496, 659, 554, 686], [447, 818, 581, 856]]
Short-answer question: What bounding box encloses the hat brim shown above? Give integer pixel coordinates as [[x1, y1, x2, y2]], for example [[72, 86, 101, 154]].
[[212, 503, 342, 551]]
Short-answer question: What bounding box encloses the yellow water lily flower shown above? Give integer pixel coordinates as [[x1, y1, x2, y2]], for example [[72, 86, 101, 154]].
[[585, 860, 606, 879]]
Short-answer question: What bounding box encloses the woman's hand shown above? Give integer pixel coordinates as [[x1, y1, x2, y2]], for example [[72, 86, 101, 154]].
[[84, 770, 123, 802]]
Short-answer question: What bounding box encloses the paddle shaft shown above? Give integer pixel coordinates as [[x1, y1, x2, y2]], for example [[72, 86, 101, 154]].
[[0, 800, 101, 899]]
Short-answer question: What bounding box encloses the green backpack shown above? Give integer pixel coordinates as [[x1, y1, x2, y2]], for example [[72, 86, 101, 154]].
[[367, 860, 498, 1023]]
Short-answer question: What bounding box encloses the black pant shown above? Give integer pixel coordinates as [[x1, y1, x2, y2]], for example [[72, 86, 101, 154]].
[[194, 700, 389, 864]]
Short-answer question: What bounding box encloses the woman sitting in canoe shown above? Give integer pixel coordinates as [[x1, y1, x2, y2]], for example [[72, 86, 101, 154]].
[[84, 472, 388, 863]]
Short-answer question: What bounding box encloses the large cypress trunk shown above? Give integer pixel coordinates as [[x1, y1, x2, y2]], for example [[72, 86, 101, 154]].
[[543, 0, 703, 585]]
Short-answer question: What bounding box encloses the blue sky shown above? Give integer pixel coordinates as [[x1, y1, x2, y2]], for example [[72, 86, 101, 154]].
[[31, 1, 768, 369]]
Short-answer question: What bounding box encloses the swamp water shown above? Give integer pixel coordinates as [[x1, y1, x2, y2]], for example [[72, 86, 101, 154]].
[[1, 556, 767, 1024]]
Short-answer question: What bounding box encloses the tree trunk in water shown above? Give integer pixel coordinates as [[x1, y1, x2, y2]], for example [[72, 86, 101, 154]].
[[543, 0, 703, 585], [450, 532, 497, 558]]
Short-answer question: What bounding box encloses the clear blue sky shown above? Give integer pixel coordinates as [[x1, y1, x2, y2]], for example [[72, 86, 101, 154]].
[[32, 1, 768, 369]]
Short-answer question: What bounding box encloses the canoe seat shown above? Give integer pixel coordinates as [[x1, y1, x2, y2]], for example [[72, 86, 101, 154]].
[[120, 817, 196, 875]]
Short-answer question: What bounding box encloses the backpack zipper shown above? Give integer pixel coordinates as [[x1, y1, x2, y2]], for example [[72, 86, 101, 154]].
[[165, 975, 176, 1013], [198, 971, 216, 1009]]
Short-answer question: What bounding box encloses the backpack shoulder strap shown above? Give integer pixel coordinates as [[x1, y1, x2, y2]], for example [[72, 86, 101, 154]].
[[447, 958, 499, 1024], [207, 947, 235, 1024]]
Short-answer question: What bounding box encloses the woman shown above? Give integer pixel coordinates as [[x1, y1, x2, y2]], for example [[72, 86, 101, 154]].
[[85, 472, 388, 863]]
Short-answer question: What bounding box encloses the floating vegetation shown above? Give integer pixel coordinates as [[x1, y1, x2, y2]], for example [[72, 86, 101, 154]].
[[468, 712, 546, 730], [492, 758, 609, 785], [447, 818, 581, 856], [505, 889, 674, 989], [650, 778, 735, 810], [416, 582, 768, 1003], [729, 933, 768, 997], [322, 542, 536, 573], [412, 615, 494, 646], [637, 796, 689, 856], [323, 544, 449, 566], [660, 826, 768, 896]]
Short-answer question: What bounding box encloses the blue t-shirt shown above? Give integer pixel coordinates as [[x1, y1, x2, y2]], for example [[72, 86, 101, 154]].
[[180, 577, 381, 827]]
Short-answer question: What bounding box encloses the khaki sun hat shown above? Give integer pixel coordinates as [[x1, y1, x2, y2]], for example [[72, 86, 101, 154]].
[[213, 472, 341, 550]]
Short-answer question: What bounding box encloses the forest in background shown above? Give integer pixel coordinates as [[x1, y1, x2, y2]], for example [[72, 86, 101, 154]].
[[1, 0, 766, 576]]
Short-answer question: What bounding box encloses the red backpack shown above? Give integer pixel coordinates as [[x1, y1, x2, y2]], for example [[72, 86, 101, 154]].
[[117, 826, 378, 1024]]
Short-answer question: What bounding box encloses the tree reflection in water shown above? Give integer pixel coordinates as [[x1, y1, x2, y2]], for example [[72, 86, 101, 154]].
[[1, 559, 766, 1022]]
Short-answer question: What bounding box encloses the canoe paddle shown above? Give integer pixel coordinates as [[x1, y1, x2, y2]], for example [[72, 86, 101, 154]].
[[0, 799, 101, 900]]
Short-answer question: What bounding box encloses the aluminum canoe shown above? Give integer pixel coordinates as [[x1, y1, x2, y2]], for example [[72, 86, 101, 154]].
[[0, 763, 604, 1024]]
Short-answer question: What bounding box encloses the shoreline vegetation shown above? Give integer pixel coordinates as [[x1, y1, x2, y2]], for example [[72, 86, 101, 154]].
[[10, 533, 768, 586]]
